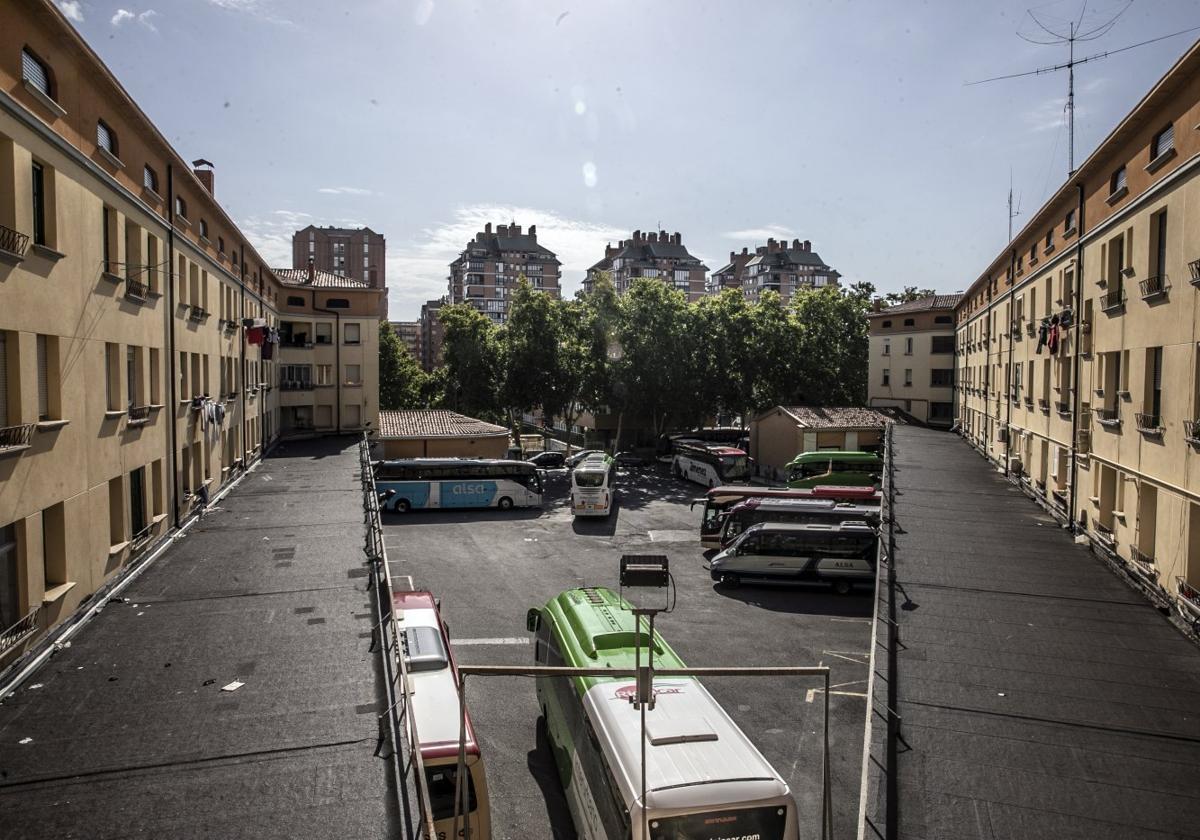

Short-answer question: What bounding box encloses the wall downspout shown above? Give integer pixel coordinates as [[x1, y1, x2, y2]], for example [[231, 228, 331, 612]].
[[313, 289, 341, 431], [165, 164, 180, 528], [1004, 249, 1016, 475], [239, 245, 247, 465], [1068, 182, 1086, 532]]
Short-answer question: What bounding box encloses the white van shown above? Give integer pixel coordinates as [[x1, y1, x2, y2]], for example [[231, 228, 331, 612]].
[[709, 520, 878, 593], [570, 453, 616, 517]]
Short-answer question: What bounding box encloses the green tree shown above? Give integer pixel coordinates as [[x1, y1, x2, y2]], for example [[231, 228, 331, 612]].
[[614, 279, 695, 442], [884, 286, 937, 305], [748, 290, 803, 412], [691, 289, 756, 425], [438, 303, 502, 420], [499, 279, 563, 443], [791, 283, 872, 405], [378, 322, 428, 410]]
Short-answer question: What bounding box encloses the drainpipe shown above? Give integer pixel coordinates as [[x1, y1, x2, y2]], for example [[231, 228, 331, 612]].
[[165, 164, 180, 528], [1068, 182, 1086, 531], [312, 275, 341, 431], [1004, 249, 1016, 475], [240, 244, 247, 464]]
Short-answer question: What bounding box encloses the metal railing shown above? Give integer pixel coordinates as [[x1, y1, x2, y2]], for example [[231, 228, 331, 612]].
[[1101, 289, 1126, 311], [1096, 407, 1121, 426], [1175, 577, 1200, 633], [188, 305, 209, 322], [124, 279, 149, 302], [0, 606, 40, 657], [1188, 259, 1200, 287], [0, 423, 35, 451], [1139, 274, 1169, 299], [360, 436, 437, 839], [881, 421, 900, 839], [1135, 412, 1163, 434], [1185, 420, 1200, 445], [127, 405, 150, 424], [0, 222, 31, 259]]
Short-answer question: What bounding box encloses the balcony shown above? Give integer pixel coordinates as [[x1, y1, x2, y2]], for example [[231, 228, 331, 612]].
[[1096, 407, 1121, 427], [1038, 397, 1050, 413], [1139, 274, 1169, 300], [1076, 428, 1091, 454], [1176, 577, 1200, 630], [127, 405, 151, 426], [1101, 289, 1126, 312], [1185, 420, 1200, 445], [0, 605, 40, 657], [1055, 400, 1071, 415], [1026, 321, 1037, 337], [124, 278, 149, 303], [0, 423, 35, 455], [1130, 547, 1157, 577], [1010, 325, 1022, 339], [222, 319, 238, 335], [0, 222, 31, 263], [1023, 395, 1034, 408], [1135, 412, 1163, 435], [1189, 259, 1200, 288], [281, 381, 313, 391], [188, 305, 210, 323]]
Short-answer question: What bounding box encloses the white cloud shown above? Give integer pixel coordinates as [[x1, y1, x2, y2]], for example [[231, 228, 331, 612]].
[[111, 8, 134, 25], [206, 0, 293, 25], [111, 8, 157, 30], [385, 204, 627, 319], [722, 225, 796, 242], [236, 209, 313, 267], [55, 1, 83, 22], [317, 186, 375, 196]]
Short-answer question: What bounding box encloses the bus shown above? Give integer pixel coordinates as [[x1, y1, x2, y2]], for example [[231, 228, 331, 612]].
[[373, 459, 543, 513], [570, 453, 617, 517], [393, 590, 493, 840], [526, 587, 799, 840], [693, 484, 880, 548], [709, 521, 879, 594], [719, 496, 882, 547], [785, 451, 883, 490], [671, 441, 752, 488]]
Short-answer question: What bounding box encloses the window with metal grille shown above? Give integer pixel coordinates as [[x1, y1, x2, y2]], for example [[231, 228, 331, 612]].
[[143, 165, 158, 193], [21, 48, 51, 97], [96, 120, 116, 155], [1151, 124, 1174, 160]]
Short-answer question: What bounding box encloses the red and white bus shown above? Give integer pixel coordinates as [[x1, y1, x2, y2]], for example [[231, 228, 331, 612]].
[[393, 590, 493, 840], [671, 441, 752, 487], [693, 484, 880, 547]]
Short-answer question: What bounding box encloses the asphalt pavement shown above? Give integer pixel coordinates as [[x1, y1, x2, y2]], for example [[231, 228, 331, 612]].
[[385, 462, 873, 840]]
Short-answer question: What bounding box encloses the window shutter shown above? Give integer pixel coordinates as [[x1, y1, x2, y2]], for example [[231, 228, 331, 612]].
[[37, 334, 48, 420], [1156, 124, 1174, 157], [96, 121, 113, 152], [21, 49, 49, 95], [0, 333, 8, 426], [1154, 349, 1163, 390]]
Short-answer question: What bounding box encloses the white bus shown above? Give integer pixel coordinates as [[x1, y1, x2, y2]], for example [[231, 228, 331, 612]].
[[672, 442, 752, 488], [709, 520, 878, 594], [570, 453, 617, 517], [394, 590, 493, 840], [374, 459, 543, 513]]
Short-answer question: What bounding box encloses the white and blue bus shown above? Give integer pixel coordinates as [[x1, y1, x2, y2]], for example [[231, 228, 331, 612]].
[[373, 459, 543, 513]]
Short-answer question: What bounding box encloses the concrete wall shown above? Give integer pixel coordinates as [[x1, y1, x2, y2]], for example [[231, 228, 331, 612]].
[[381, 436, 509, 459], [748, 408, 885, 475]]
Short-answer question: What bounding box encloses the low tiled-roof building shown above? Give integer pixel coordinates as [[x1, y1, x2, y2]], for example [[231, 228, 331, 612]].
[[376, 410, 510, 459], [749, 405, 897, 476]]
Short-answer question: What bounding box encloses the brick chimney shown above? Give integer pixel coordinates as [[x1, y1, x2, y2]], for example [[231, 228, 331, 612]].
[[649, 232, 658, 243], [528, 224, 536, 238], [673, 232, 681, 245], [485, 222, 492, 234], [804, 239, 811, 251], [191, 158, 214, 195], [512, 224, 522, 236], [742, 247, 748, 255], [792, 239, 801, 249], [308, 257, 315, 283], [633, 229, 641, 243]]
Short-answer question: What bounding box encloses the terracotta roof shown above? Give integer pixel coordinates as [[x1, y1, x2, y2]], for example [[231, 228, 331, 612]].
[[870, 294, 962, 317], [378, 410, 509, 439], [771, 406, 900, 429], [272, 268, 371, 289]]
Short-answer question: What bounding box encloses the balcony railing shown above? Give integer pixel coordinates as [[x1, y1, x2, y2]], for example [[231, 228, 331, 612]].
[[124, 278, 149, 303], [188, 305, 209, 323], [1139, 274, 1169, 300], [1096, 407, 1121, 427], [1101, 289, 1126, 311], [1185, 419, 1200, 445], [222, 319, 238, 335], [1038, 397, 1050, 412], [1026, 321, 1037, 337], [1135, 412, 1163, 435], [1189, 259, 1200, 287], [0, 423, 35, 452], [1023, 395, 1034, 408], [0, 605, 40, 656], [1176, 577, 1200, 629], [1056, 400, 1071, 415], [281, 381, 314, 391], [1130, 547, 1156, 575], [0, 222, 31, 260], [127, 405, 151, 425], [1076, 428, 1091, 453]]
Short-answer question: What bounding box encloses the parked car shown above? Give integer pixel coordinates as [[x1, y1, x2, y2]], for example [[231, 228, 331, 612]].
[[527, 451, 566, 469], [614, 450, 654, 467], [565, 449, 605, 469]]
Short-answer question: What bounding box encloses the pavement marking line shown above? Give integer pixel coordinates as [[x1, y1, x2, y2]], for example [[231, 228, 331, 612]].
[[822, 650, 870, 665], [830, 617, 872, 623], [452, 637, 531, 646], [805, 687, 869, 703]]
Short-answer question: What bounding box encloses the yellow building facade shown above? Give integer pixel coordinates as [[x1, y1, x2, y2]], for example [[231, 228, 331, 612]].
[[957, 39, 1200, 630], [0, 1, 381, 665]]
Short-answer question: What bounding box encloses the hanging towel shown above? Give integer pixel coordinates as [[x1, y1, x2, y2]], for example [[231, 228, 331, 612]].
[[1036, 324, 1048, 353], [247, 326, 265, 346], [262, 340, 274, 360], [1048, 323, 1060, 353]]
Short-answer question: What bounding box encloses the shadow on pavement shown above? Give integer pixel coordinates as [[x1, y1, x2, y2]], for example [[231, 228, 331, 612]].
[[383, 508, 547, 525], [527, 716, 578, 840], [713, 583, 875, 616]]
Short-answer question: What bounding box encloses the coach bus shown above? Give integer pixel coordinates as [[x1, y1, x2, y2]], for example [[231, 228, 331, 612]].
[[570, 453, 617, 517], [373, 459, 543, 513], [709, 521, 878, 594], [719, 496, 882, 547], [671, 441, 752, 488], [785, 451, 883, 490], [393, 590, 493, 839], [693, 484, 880, 547], [526, 587, 799, 840]]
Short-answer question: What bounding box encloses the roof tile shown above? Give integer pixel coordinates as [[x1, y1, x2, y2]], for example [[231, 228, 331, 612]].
[[378, 410, 509, 439]]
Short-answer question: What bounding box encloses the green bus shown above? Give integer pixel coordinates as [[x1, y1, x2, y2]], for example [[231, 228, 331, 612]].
[[785, 451, 883, 490], [526, 587, 798, 840]]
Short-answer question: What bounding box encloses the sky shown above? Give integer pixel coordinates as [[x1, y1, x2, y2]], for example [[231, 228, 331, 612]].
[[53, 0, 1200, 319]]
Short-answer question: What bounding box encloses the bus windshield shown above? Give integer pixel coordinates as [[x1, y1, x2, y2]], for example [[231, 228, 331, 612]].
[[649, 805, 788, 840], [574, 471, 606, 488], [719, 454, 750, 480]]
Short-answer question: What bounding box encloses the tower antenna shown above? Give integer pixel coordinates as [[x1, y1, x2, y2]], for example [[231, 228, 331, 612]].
[[966, 4, 1200, 177], [1008, 168, 1022, 244]]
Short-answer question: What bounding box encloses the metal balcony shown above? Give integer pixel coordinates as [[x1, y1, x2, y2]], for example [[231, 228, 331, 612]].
[[1175, 577, 1200, 632], [1055, 401, 1071, 415], [127, 405, 151, 425], [1139, 274, 1169, 300], [0, 222, 31, 261], [1096, 407, 1121, 427], [188, 305, 209, 323], [1023, 395, 1034, 408], [1130, 547, 1156, 575], [1026, 321, 1037, 337], [1101, 289, 1126, 312], [1185, 419, 1200, 445], [1038, 397, 1050, 412], [1135, 412, 1163, 435], [0, 423, 35, 453], [124, 278, 149, 303], [1189, 259, 1200, 288], [1076, 429, 1091, 453], [0, 605, 40, 656]]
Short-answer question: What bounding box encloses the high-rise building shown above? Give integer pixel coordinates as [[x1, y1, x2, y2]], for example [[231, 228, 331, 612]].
[[389, 320, 422, 361], [739, 238, 840, 304], [708, 247, 754, 294], [584, 229, 708, 302], [293, 225, 387, 317], [448, 223, 561, 323], [419, 297, 447, 371], [867, 295, 961, 428]]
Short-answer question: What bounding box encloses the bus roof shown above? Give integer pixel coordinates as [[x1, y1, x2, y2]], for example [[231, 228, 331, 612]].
[[705, 484, 878, 501], [743, 520, 877, 535], [392, 590, 480, 760], [576, 453, 614, 469], [379, 458, 531, 468], [786, 450, 882, 464], [583, 677, 789, 810], [676, 442, 746, 456], [734, 497, 879, 514], [538, 588, 686, 695]]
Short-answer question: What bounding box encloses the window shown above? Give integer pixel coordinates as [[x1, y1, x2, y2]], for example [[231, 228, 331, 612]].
[[881, 368, 890, 386], [105, 342, 120, 411], [199, 218, 209, 239], [326, 298, 349, 309], [1065, 208, 1076, 232], [881, 320, 892, 328], [218, 236, 225, 254], [904, 337, 913, 355], [882, 339, 890, 356], [344, 364, 361, 385], [108, 476, 124, 547], [143, 164, 158, 194], [287, 295, 305, 307], [1150, 209, 1168, 279], [344, 403, 361, 427], [1030, 243, 1037, 262], [42, 502, 66, 589], [315, 364, 333, 386], [904, 369, 912, 387], [1151, 123, 1175, 161], [149, 348, 160, 404], [934, 315, 952, 324], [0, 522, 18, 630], [96, 120, 117, 156], [903, 318, 914, 327], [21, 47, 52, 99], [315, 322, 332, 344], [1145, 347, 1163, 423], [0, 333, 8, 426], [1045, 230, 1054, 250], [344, 322, 361, 344], [31, 161, 46, 246], [36, 334, 54, 421], [1110, 165, 1127, 197], [932, 335, 954, 353]]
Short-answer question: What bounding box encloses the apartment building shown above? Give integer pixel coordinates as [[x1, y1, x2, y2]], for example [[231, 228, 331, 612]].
[[956, 37, 1200, 629], [0, 1, 380, 666], [740, 238, 840, 305], [419, 297, 446, 371], [584, 229, 708, 302], [389, 320, 421, 361], [708, 247, 753, 294], [273, 265, 382, 435], [292, 224, 386, 316], [447, 223, 561, 323], [867, 295, 960, 428]]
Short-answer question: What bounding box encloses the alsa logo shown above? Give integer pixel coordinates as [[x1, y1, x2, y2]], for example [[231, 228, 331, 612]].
[[450, 483, 489, 494], [614, 683, 685, 701]]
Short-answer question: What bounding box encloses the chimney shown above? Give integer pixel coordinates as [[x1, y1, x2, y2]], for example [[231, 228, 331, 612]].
[[673, 232, 681, 244], [308, 257, 315, 283], [633, 229, 641, 243], [191, 158, 214, 195], [730, 251, 736, 262], [804, 239, 811, 252], [767, 238, 777, 251], [872, 298, 884, 312], [659, 229, 668, 242], [528, 224, 536, 238], [512, 224, 522, 236], [792, 239, 801, 249], [742, 247, 748, 255], [485, 222, 492, 234], [649, 232, 658, 243]]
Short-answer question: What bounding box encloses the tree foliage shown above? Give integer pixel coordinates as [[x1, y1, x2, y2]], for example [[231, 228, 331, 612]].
[[378, 322, 428, 410], [438, 303, 502, 421]]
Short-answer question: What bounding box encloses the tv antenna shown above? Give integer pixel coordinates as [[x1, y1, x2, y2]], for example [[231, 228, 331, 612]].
[[968, 3, 1200, 176], [1008, 168, 1022, 244]]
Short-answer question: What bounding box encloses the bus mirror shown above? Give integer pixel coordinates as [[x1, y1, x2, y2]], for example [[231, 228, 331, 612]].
[[526, 609, 540, 632]]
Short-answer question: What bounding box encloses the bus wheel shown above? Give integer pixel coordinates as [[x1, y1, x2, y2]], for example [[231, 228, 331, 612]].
[[395, 499, 410, 513], [498, 496, 514, 510], [720, 573, 740, 588], [832, 579, 852, 595]]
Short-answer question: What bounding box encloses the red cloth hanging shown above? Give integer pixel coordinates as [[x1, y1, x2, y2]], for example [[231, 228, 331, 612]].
[[247, 326, 265, 346], [1047, 324, 1060, 353]]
